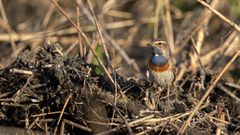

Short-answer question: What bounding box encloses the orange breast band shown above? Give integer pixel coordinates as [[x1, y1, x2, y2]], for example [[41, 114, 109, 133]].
[[148, 61, 170, 72]]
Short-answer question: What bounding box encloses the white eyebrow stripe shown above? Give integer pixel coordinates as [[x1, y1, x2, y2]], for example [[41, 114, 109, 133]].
[[153, 41, 167, 45]]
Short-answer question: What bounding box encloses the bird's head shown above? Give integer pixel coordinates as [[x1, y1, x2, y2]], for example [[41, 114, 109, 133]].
[[148, 39, 168, 55]]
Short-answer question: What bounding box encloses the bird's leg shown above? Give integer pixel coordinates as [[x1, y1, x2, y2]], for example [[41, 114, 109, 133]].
[[157, 86, 162, 94], [144, 89, 155, 110], [144, 89, 149, 103], [166, 85, 171, 114], [144, 86, 163, 110]]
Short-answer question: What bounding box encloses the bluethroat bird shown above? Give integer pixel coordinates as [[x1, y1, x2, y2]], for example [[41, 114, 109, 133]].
[[146, 39, 175, 111]]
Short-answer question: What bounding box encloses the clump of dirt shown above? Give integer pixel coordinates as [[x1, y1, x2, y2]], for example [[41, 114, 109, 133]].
[[0, 42, 239, 134]]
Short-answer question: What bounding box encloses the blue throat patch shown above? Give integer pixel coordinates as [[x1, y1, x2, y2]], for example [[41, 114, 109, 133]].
[[151, 54, 168, 67]]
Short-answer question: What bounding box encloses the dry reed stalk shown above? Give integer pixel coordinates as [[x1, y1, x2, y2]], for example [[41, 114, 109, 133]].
[[162, 0, 175, 53], [86, 37, 97, 64], [63, 119, 92, 132], [9, 68, 33, 75], [64, 40, 78, 56], [97, 115, 155, 135], [54, 93, 72, 134], [197, 0, 240, 32], [0, 0, 17, 56], [154, 0, 161, 39], [190, 28, 204, 71], [60, 120, 65, 135], [177, 50, 240, 134], [31, 111, 68, 117], [190, 37, 204, 71], [224, 82, 240, 90], [105, 10, 132, 19], [201, 31, 239, 67], [174, 0, 220, 55], [218, 84, 240, 102], [195, 28, 204, 54], [0, 17, 156, 42], [104, 32, 141, 72], [51, 0, 115, 85], [76, 0, 84, 57], [86, 0, 112, 68], [78, 0, 141, 73], [101, 0, 116, 14], [41, 3, 55, 29]]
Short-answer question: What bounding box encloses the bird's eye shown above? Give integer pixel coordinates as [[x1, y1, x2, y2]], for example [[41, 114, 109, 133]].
[[151, 40, 167, 48]]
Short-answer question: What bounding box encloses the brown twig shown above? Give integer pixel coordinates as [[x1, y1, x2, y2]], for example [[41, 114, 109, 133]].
[[177, 50, 240, 134], [51, 0, 115, 85], [53, 93, 72, 134], [224, 82, 240, 90], [76, 0, 84, 57], [0, 17, 156, 42], [103, 31, 141, 72], [201, 31, 238, 66], [41, 3, 55, 29], [218, 84, 240, 102], [190, 37, 204, 70], [86, 0, 112, 68], [175, 0, 219, 55], [163, 0, 175, 53], [64, 40, 78, 56], [77, 0, 141, 73], [31, 111, 68, 117], [60, 120, 65, 135], [197, 0, 240, 33], [0, 0, 17, 56], [97, 115, 155, 135], [104, 10, 132, 19], [106, 97, 134, 135], [63, 119, 92, 132], [9, 68, 33, 75], [154, 0, 161, 39]]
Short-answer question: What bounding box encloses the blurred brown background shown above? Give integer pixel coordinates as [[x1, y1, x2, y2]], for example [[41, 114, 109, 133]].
[[0, 0, 239, 82]]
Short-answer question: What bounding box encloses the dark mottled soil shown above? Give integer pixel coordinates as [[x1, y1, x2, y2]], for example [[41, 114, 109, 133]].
[[0, 43, 239, 134]]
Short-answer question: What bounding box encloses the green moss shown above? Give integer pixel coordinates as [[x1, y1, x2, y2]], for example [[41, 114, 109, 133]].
[[231, 0, 240, 18], [93, 44, 104, 75]]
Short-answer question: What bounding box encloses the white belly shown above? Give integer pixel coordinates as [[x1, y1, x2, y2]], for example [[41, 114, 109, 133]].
[[148, 70, 174, 87]]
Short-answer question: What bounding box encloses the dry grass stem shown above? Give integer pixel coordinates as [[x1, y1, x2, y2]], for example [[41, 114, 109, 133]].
[[0, 17, 156, 42], [175, 0, 219, 55], [86, 0, 112, 68], [9, 68, 33, 75], [54, 93, 72, 134], [154, 0, 161, 39], [105, 10, 132, 19], [63, 119, 92, 132], [224, 82, 240, 90], [197, 0, 240, 32], [0, 0, 17, 56], [177, 50, 240, 134], [163, 0, 175, 53], [218, 84, 240, 102], [190, 37, 204, 70], [51, 0, 115, 85], [76, 0, 84, 57], [64, 40, 78, 56], [41, 3, 55, 29]]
